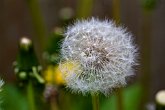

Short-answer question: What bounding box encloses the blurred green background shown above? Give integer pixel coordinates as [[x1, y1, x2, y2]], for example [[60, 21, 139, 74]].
[[0, 0, 165, 110]]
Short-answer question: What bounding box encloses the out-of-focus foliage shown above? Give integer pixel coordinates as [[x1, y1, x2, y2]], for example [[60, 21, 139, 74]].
[[1, 83, 142, 110], [141, 0, 157, 11], [43, 28, 64, 65], [58, 89, 92, 110], [101, 83, 142, 110], [1, 84, 28, 110]]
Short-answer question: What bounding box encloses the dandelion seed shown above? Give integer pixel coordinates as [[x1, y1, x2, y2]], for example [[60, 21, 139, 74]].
[[60, 18, 138, 96]]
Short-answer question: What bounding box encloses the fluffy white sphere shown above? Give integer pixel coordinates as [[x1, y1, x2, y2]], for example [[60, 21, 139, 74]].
[[60, 18, 138, 95]]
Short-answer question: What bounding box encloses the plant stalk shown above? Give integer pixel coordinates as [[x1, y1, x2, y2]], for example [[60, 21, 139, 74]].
[[26, 0, 48, 67], [112, 1, 124, 110], [117, 89, 124, 110], [139, 10, 152, 110], [50, 98, 59, 110], [112, 0, 121, 23], [27, 81, 37, 110], [76, 0, 94, 18], [92, 94, 99, 110]]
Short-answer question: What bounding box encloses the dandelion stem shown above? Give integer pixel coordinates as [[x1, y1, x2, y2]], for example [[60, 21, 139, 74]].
[[112, 1, 124, 110], [139, 10, 152, 110], [117, 89, 124, 110], [76, 0, 94, 18], [50, 98, 59, 110], [26, 0, 47, 51], [112, 0, 121, 23], [27, 81, 37, 110], [92, 94, 99, 110]]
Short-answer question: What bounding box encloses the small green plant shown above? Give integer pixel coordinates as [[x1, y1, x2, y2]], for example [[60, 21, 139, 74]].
[[14, 37, 45, 110]]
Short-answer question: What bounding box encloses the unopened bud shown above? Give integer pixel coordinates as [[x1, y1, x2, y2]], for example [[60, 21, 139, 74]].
[[20, 37, 32, 51], [156, 90, 165, 110]]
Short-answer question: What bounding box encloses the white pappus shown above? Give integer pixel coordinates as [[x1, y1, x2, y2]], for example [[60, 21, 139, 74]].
[[60, 18, 138, 96]]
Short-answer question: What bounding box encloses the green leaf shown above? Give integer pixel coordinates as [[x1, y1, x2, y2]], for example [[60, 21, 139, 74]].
[[123, 83, 142, 110], [1, 84, 28, 110]]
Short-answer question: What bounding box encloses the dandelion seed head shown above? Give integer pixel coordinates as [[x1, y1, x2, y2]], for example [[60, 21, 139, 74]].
[[0, 80, 4, 92], [60, 18, 138, 96]]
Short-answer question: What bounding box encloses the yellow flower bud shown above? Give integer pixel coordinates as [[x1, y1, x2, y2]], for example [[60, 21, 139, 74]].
[[44, 65, 65, 85], [44, 61, 80, 86]]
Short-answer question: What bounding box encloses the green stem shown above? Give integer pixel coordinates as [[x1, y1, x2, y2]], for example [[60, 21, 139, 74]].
[[27, 81, 37, 110], [112, 0, 121, 23], [26, 0, 47, 50], [116, 89, 124, 110], [50, 98, 59, 110], [139, 11, 152, 110], [112, 1, 124, 110], [92, 94, 99, 110], [76, 0, 94, 18]]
